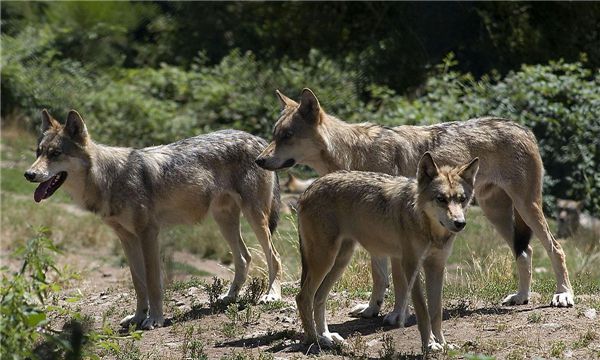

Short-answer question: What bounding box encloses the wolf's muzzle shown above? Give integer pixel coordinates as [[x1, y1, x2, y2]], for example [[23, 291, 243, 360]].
[[24, 171, 36, 182]]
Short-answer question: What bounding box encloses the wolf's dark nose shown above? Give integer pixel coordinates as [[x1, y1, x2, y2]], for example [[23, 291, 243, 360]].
[[454, 220, 466, 230], [24, 171, 36, 182], [255, 158, 266, 167]]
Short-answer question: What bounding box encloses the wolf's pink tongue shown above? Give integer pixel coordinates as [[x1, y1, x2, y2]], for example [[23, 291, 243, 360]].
[[34, 180, 52, 203]]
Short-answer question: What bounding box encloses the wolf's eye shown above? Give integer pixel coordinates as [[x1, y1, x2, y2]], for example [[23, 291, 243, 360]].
[[49, 150, 62, 158], [280, 131, 293, 141], [458, 195, 467, 203], [436, 196, 447, 204]]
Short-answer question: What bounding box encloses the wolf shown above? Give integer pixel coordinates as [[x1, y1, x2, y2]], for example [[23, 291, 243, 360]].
[[556, 199, 600, 239], [25, 110, 282, 330], [282, 173, 315, 194], [296, 153, 479, 350], [256, 88, 574, 324]]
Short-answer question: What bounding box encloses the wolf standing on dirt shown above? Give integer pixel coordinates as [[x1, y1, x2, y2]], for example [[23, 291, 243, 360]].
[[256, 88, 574, 323], [25, 110, 282, 330], [296, 153, 479, 350]]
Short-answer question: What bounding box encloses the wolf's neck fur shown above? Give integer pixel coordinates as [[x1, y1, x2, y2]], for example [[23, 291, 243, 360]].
[[313, 114, 428, 176], [63, 141, 131, 216]]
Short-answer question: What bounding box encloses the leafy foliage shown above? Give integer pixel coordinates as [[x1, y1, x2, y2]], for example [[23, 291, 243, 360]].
[[1, 10, 598, 215], [0, 228, 72, 359]]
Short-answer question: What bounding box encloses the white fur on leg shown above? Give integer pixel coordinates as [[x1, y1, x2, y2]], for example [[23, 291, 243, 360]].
[[319, 331, 346, 348], [259, 280, 282, 303], [551, 291, 574, 307], [140, 315, 164, 330], [119, 313, 146, 328], [501, 292, 530, 306], [349, 303, 380, 318]]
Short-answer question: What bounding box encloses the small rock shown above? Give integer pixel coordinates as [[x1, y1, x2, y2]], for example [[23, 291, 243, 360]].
[[534, 267, 548, 274], [367, 339, 379, 347], [187, 286, 199, 297], [564, 349, 573, 358], [583, 308, 597, 320]]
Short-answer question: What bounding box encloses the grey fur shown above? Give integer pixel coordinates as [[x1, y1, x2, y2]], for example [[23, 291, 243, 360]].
[[26, 110, 282, 330]]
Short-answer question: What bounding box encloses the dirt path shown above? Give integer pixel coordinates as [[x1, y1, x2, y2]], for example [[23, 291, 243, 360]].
[[52, 248, 600, 359]]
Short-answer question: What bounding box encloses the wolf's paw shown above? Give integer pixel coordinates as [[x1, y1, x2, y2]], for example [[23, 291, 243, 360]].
[[551, 292, 574, 307], [501, 292, 529, 306], [218, 294, 237, 305], [119, 314, 146, 328], [258, 292, 281, 303], [427, 340, 445, 352], [349, 303, 380, 318], [140, 316, 164, 330], [382, 311, 403, 326], [318, 332, 345, 348]]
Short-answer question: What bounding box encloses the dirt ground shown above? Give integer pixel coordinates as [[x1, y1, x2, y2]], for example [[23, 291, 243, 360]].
[[49, 246, 600, 360]]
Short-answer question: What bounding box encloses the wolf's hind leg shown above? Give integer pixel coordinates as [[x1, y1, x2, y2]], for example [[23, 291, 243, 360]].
[[511, 195, 573, 307], [314, 239, 355, 345], [243, 206, 282, 303], [212, 204, 251, 304], [349, 255, 388, 318], [296, 235, 339, 348], [478, 186, 532, 306]]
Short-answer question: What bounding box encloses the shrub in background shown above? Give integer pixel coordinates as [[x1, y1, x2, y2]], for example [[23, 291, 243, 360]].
[[2, 27, 597, 215]]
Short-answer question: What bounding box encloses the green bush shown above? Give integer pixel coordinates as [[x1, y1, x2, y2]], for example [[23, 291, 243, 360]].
[[0, 228, 71, 359], [2, 26, 597, 214], [370, 55, 600, 214]]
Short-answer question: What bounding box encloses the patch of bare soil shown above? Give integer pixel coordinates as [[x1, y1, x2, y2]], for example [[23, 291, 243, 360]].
[[54, 248, 600, 359]]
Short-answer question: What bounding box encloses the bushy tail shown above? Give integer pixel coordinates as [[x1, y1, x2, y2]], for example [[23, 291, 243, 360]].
[[513, 208, 533, 257], [268, 172, 281, 234]]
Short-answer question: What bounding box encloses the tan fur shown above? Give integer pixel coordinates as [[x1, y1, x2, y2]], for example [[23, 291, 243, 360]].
[[27, 110, 282, 330], [256, 88, 574, 321], [296, 153, 479, 351], [282, 173, 315, 194], [556, 199, 600, 239]]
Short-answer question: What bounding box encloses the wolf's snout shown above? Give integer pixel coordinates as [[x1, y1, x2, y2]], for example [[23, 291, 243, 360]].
[[453, 220, 466, 230], [255, 157, 266, 167], [24, 171, 36, 182]]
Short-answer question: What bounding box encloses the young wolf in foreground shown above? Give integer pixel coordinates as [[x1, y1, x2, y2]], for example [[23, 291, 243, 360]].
[[296, 153, 479, 350], [25, 110, 282, 329], [256, 89, 573, 322]]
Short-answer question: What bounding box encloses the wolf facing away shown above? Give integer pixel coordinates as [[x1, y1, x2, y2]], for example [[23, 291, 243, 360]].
[[296, 153, 479, 351], [256, 88, 573, 325], [25, 110, 282, 330]]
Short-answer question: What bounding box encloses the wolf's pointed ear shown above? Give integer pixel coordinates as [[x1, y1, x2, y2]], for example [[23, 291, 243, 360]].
[[41, 109, 59, 133], [417, 152, 439, 185], [459, 157, 479, 185], [275, 89, 298, 110], [65, 110, 89, 145], [298, 88, 321, 123]]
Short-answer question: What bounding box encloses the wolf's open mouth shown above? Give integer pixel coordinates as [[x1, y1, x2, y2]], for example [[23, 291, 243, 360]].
[[34, 171, 67, 203]]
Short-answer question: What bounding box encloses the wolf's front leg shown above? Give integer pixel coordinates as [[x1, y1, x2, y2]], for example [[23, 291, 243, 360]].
[[349, 255, 388, 318], [139, 223, 164, 330], [111, 224, 150, 329], [423, 251, 453, 351]]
